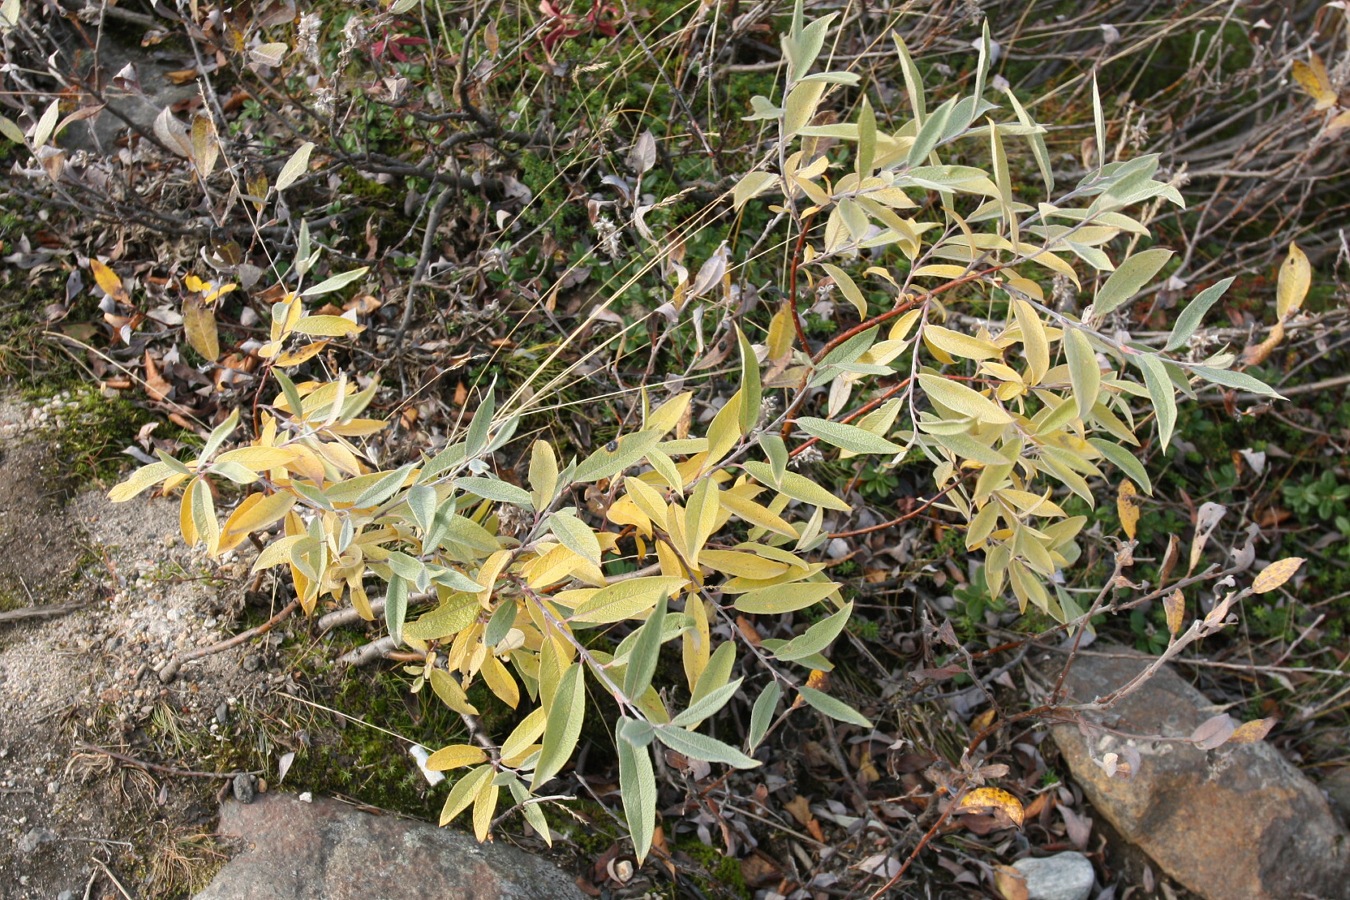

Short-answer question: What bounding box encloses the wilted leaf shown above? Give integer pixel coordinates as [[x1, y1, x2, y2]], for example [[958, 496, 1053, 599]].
[[1276, 243, 1310, 321], [1252, 557, 1304, 594], [958, 787, 1025, 828], [1227, 717, 1276, 745], [1190, 712, 1236, 750], [183, 294, 220, 361], [1163, 588, 1184, 636], [275, 141, 314, 191], [1292, 55, 1337, 110]]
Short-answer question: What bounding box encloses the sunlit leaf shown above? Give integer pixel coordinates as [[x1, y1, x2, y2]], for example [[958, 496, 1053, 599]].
[[1252, 557, 1304, 594]]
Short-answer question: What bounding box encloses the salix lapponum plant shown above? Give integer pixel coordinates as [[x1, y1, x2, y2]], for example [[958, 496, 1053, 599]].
[[108, 5, 1282, 861]]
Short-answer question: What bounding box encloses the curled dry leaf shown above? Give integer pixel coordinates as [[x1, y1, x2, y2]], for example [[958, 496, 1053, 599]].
[[1163, 588, 1184, 636], [958, 787, 1025, 828], [1227, 717, 1276, 745], [1252, 557, 1304, 593], [1188, 502, 1227, 575], [994, 865, 1029, 900], [1191, 713, 1236, 750]]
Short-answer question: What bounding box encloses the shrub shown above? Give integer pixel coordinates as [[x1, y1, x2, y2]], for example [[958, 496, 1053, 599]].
[[97, 0, 1299, 863]]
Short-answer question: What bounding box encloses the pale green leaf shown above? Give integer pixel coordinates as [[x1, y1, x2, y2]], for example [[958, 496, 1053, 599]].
[[617, 722, 657, 863], [1165, 277, 1234, 352], [797, 417, 902, 455], [1063, 327, 1101, 418], [532, 664, 585, 789], [747, 682, 782, 750], [772, 602, 852, 662], [1093, 248, 1172, 318], [571, 576, 685, 624], [275, 141, 314, 192], [734, 581, 839, 614], [301, 266, 370, 298], [654, 725, 760, 768], [456, 476, 533, 508], [622, 594, 668, 699], [1135, 354, 1177, 450], [385, 573, 408, 647], [918, 373, 1012, 424], [1088, 438, 1152, 494], [798, 685, 872, 727]]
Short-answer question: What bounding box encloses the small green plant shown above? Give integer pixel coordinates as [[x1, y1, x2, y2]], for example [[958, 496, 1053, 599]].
[[1285, 470, 1350, 533]]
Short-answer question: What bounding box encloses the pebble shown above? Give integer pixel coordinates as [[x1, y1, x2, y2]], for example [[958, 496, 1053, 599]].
[[216, 701, 230, 725], [242, 654, 263, 673], [1012, 852, 1095, 900], [232, 772, 256, 804]]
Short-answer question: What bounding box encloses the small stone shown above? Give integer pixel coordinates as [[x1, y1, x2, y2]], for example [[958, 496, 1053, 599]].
[[1012, 852, 1094, 900], [216, 702, 230, 726], [17, 826, 56, 854], [58, 891, 74, 900], [233, 773, 256, 804], [242, 654, 263, 673]]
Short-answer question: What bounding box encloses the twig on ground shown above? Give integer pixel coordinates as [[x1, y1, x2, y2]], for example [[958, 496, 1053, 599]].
[[158, 599, 299, 683], [0, 599, 93, 625], [74, 743, 264, 780]]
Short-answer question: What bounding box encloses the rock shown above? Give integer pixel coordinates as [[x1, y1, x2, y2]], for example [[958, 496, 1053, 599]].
[[231, 772, 256, 804], [194, 792, 585, 900], [1012, 852, 1094, 900], [17, 826, 56, 854], [1049, 650, 1350, 900], [1320, 766, 1350, 828]]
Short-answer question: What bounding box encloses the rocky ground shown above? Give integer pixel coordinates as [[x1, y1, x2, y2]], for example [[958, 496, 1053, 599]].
[[0, 397, 275, 899]]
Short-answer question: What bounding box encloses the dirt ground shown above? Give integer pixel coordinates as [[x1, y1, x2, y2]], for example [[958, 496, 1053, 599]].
[[0, 398, 279, 899]]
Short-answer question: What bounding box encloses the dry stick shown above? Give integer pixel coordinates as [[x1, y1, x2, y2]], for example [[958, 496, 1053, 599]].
[[158, 599, 300, 683], [74, 743, 264, 780], [867, 787, 969, 900], [0, 599, 92, 625]]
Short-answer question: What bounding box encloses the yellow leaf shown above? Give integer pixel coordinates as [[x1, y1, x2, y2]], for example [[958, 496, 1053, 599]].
[[1163, 588, 1184, 637], [1117, 480, 1139, 540], [1252, 557, 1304, 594], [219, 492, 296, 552], [1227, 717, 1276, 745], [275, 340, 330, 367], [958, 787, 1025, 828], [1276, 242, 1311, 322], [292, 315, 363, 338], [425, 744, 488, 771], [216, 447, 297, 471], [429, 667, 479, 715], [918, 373, 1013, 425], [183, 294, 219, 361], [570, 575, 685, 624], [480, 653, 520, 708], [472, 779, 499, 841], [89, 259, 129, 303], [923, 325, 1003, 361], [1292, 55, 1337, 110]]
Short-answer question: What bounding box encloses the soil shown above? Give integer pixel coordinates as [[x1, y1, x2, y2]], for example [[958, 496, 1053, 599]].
[[0, 399, 275, 899]]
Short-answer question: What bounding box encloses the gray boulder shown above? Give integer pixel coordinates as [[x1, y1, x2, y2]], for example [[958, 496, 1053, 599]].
[[194, 792, 585, 900]]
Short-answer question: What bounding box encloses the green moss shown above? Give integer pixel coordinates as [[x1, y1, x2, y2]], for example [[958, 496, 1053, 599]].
[[673, 838, 752, 900], [23, 383, 162, 487]]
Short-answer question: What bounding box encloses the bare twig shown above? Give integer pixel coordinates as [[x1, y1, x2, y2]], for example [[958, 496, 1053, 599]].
[[0, 599, 93, 626], [158, 599, 299, 683]]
